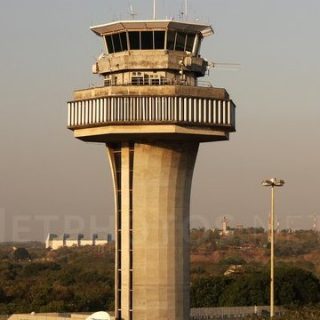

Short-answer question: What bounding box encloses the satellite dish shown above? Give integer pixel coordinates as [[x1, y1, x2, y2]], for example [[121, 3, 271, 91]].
[[86, 311, 111, 320]]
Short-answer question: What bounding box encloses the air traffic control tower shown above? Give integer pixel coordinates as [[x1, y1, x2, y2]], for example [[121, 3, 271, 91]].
[[68, 20, 236, 320]]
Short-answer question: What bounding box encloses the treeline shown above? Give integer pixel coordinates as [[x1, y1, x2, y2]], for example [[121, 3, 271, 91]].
[[0, 245, 115, 314], [191, 266, 320, 308], [1, 230, 320, 314]]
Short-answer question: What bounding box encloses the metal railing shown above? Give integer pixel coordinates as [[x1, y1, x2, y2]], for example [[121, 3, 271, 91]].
[[102, 78, 212, 88], [67, 96, 236, 130], [191, 306, 285, 319]]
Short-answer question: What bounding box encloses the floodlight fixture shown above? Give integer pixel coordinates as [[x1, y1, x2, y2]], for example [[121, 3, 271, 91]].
[[262, 178, 285, 187]]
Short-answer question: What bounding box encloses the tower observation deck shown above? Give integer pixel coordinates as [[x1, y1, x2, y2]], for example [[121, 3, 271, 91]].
[[68, 19, 236, 320]]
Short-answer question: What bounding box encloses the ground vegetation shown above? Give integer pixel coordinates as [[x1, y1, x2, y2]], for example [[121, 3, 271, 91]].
[[1, 228, 320, 313]]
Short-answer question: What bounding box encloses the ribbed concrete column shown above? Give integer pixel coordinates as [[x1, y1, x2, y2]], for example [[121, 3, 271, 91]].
[[108, 141, 198, 320], [133, 142, 198, 320], [107, 143, 134, 320]]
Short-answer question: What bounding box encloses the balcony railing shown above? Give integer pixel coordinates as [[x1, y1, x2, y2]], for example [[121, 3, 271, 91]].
[[68, 96, 235, 131], [102, 77, 213, 88]]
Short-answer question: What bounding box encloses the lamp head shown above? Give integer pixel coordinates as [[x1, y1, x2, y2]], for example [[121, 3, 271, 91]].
[[262, 178, 285, 187]]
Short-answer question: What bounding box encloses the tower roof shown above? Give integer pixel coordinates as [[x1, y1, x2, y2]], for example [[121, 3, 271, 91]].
[[91, 20, 214, 37]]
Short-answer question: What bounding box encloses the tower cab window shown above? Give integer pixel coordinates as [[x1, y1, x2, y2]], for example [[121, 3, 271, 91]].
[[105, 36, 114, 53], [104, 30, 198, 54], [112, 34, 122, 52], [167, 31, 176, 51], [154, 31, 165, 49], [106, 31, 166, 52], [175, 32, 186, 51], [141, 31, 153, 49], [120, 32, 128, 51], [129, 32, 140, 50], [105, 32, 128, 53], [129, 31, 165, 50], [186, 34, 196, 52], [166, 31, 197, 53]]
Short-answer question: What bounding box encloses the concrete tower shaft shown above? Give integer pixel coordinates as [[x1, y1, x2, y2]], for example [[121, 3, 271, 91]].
[[108, 142, 198, 320], [68, 19, 236, 320]]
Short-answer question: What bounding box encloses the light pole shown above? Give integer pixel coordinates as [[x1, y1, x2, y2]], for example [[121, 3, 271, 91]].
[[261, 178, 285, 318]]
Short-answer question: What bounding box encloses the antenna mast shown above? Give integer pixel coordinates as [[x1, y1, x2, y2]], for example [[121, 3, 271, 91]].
[[129, 2, 137, 20], [180, 0, 188, 20], [185, 0, 188, 18], [153, 0, 157, 20]]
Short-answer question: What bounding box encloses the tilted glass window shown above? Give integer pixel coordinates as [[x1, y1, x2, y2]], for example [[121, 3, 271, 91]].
[[167, 31, 176, 50], [104, 30, 196, 53], [120, 32, 128, 51], [141, 31, 153, 49], [186, 33, 196, 52], [154, 31, 165, 49], [175, 32, 187, 51], [112, 34, 122, 52], [194, 34, 202, 56], [105, 35, 114, 54], [129, 31, 140, 50]]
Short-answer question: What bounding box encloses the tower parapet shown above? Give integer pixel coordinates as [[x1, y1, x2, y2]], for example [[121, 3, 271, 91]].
[[68, 18, 236, 320]]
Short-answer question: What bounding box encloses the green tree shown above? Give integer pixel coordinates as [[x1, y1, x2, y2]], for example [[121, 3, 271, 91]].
[[219, 272, 269, 306], [276, 267, 320, 306], [190, 276, 232, 307], [12, 248, 31, 261], [218, 256, 246, 266], [0, 287, 7, 303]]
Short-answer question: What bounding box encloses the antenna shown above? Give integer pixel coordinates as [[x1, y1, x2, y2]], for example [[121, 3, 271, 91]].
[[208, 62, 241, 68], [185, 0, 188, 18], [179, 0, 188, 20], [207, 61, 241, 75], [129, 2, 137, 20], [153, 0, 156, 20]]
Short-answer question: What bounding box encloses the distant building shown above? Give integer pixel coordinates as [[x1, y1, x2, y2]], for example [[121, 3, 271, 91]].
[[46, 233, 112, 250], [219, 217, 234, 236]]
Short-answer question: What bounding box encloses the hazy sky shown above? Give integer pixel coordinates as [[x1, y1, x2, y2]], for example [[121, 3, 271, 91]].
[[0, 0, 319, 241]]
